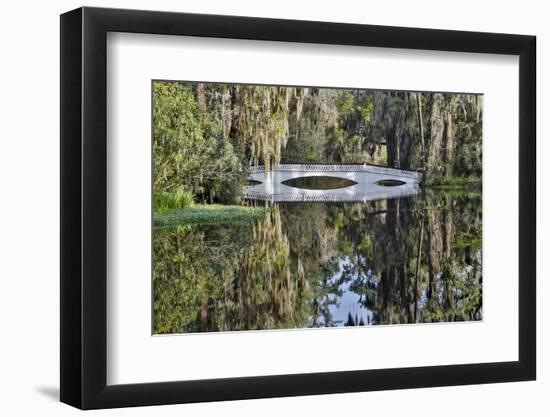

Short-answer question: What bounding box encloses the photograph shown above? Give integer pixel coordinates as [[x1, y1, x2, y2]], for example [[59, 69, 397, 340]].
[[152, 81, 483, 335]]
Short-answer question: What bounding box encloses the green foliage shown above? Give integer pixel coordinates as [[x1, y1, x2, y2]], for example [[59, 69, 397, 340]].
[[154, 189, 194, 213], [454, 236, 482, 250], [283, 88, 338, 163], [455, 140, 482, 178], [153, 207, 312, 333], [153, 81, 247, 205], [324, 91, 374, 163], [428, 176, 482, 189], [231, 85, 293, 170], [153, 222, 253, 333], [154, 204, 266, 227]]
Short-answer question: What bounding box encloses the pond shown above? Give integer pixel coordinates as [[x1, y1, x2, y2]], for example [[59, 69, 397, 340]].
[[153, 191, 482, 334]]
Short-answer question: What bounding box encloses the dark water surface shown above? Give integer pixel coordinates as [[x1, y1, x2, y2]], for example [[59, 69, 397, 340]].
[[153, 191, 482, 334], [282, 175, 358, 190]]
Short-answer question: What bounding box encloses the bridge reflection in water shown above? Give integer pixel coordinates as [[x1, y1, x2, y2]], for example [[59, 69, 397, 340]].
[[245, 164, 422, 203]]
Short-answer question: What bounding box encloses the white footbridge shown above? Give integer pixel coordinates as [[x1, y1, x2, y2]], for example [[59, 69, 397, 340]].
[[245, 164, 422, 203]]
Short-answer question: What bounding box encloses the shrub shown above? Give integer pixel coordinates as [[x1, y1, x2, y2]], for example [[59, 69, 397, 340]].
[[154, 189, 194, 212]]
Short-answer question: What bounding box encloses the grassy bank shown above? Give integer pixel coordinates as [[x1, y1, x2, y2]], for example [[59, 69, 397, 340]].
[[154, 204, 266, 227], [427, 176, 482, 190]]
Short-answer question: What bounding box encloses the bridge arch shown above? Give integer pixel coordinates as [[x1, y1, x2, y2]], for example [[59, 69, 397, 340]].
[[246, 164, 421, 203]]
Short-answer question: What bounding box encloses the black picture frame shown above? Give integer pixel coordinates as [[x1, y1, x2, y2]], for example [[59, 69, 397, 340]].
[[60, 6, 536, 410]]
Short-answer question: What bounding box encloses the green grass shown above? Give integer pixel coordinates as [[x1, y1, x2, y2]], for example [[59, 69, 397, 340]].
[[435, 188, 482, 198], [154, 190, 194, 213], [454, 236, 482, 250], [428, 176, 482, 189], [154, 204, 266, 227]]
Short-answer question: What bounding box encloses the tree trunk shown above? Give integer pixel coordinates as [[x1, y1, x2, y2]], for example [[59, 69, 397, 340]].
[[413, 215, 425, 322], [444, 109, 454, 176], [427, 93, 445, 180], [221, 85, 231, 139], [416, 92, 425, 169]]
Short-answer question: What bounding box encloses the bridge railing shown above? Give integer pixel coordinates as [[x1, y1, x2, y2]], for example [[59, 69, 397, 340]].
[[248, 164, 422, 181]]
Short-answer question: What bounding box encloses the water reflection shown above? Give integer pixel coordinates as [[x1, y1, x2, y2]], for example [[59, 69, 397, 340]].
[[153, 191, 482, 334], [282, 176, 358, 190]]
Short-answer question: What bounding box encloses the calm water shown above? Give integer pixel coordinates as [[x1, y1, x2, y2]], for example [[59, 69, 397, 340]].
[[153, 191, 482, 334]]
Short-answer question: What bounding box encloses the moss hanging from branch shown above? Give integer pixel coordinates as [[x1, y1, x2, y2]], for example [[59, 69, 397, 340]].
[[228, 85, 294, 172], [295, 88, 307, 121]]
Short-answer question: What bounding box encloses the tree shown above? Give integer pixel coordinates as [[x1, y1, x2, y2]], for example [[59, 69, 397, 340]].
[[324, 90, 374, 163], [153, 81, 247, 204]]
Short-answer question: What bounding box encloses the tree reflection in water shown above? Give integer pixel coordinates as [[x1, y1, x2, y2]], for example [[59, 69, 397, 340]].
[[153, 191, 482, 334]]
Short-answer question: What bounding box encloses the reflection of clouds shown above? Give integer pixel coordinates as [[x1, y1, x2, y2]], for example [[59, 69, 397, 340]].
[[319, 257, 375, 327]]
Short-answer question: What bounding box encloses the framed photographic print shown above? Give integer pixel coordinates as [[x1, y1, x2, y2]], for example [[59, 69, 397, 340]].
[[60, 6, 536, 409]]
